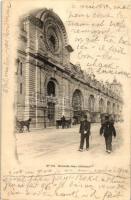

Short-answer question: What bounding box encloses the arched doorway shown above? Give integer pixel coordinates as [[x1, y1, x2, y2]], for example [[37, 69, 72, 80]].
[[89, 95, 95, 112], [99, 98, 105, 122], [47, 81, 56, 96], [47, 81, 56, 126], [88, 95, 95, 122], [72, 89, 83, 123]]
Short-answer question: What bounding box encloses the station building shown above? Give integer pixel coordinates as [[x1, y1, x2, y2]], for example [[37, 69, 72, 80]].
[[16, 9, 123, 128]]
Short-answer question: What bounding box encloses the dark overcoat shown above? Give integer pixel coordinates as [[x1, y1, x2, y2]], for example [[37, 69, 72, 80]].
[[79, 120, 91, 135], [100, 120, 116, 137]]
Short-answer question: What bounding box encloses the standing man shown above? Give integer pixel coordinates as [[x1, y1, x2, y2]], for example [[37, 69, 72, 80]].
[[100, 115, 116, 153], [79, 115, 91, 152], [61, 115, 66, 129]]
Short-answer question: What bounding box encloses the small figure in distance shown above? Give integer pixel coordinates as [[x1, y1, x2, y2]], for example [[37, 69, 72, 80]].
[[79, 115, 91, 152], [100, 115, 116, 153], [61, 115, 66, 129]]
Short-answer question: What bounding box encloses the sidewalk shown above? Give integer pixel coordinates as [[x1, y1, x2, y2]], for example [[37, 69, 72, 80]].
[[16, 123, 124, 165]]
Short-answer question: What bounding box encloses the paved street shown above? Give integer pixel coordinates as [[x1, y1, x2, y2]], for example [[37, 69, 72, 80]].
[[16, 123, 125, 165]]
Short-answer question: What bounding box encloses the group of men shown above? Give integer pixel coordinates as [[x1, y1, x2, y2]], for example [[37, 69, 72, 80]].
[[60, 116, 71, 129], [79, 115, 116, 153]]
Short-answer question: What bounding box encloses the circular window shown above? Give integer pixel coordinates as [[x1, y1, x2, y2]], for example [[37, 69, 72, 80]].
[[46, 27, 59, 52], [45, 22, 62, 54]]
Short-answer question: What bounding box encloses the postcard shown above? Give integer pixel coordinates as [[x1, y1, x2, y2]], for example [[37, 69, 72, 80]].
[[1, 0, 131, 199]]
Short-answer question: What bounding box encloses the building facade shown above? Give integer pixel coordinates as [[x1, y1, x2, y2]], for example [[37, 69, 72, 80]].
[[16, 9, 123, 128]]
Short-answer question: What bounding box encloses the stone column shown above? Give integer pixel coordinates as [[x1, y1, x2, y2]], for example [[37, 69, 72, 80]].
[[24, 18, 37, 126]]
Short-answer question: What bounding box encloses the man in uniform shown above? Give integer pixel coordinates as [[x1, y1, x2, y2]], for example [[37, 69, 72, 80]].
[[79, 115, 91, 152], [100, 115, 116, 153]]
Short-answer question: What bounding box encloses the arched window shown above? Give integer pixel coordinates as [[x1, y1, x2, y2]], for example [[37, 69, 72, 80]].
[[72, 90, 82, 111], [89, 95, 95, 112], [47, 81, 55, 96], [107, 101, 111, 113], [99, 98, 104, 113], [72, 89, 83, 123]]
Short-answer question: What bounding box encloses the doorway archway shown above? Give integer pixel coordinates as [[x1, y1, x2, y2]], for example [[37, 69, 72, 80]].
[[47, 80, 56, 126], [72, 89, 83, 123], [88, 95, 95, 122], [88, 95, 95, 112]]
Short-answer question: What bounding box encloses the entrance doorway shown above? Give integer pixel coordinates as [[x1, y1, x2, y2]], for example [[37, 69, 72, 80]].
[[47, 80, 56, 126], [72, 89, 83, 123], [47, 102, 55, 126], [88, 95, 95, 122]]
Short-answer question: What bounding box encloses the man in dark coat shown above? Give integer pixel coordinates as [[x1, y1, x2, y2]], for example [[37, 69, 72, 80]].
[[79, 115, 91, 151], [100, 115, 116, 153], [61, 115, 66, 129]]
